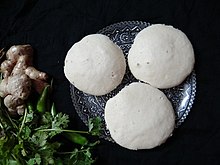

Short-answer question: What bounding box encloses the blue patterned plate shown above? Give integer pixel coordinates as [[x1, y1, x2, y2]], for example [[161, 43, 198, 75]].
[[70, 21, 196, 142]]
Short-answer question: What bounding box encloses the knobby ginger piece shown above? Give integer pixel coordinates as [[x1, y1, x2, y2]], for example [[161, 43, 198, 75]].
[[0, 45, 48, 115]]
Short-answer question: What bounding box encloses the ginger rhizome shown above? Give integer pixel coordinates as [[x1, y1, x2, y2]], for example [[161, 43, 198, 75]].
[[0, 45, 48, 115]]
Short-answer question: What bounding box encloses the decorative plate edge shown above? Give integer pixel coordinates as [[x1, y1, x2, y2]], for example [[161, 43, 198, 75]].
[[175, 71, 197, 128]]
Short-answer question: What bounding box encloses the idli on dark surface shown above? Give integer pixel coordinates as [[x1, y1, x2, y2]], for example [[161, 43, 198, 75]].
[[128, 24, 195, 89], [64, 34, 126, 96], [104, 82, 175, 150]]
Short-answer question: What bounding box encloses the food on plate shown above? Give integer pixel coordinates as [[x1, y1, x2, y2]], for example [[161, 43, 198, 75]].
[[0, 45, 48, 115], [64, 34, 126, 96], [104, 82, 175, 150], [128, 24, 195, 89]]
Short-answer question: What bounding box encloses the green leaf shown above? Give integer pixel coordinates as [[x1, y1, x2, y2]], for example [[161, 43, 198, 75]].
[[12, 143, 23, 156], [88, 117, 102, 136], [64, 147, 95, 165], [31, 131, 48, 147], [37, 142, 60, 165], [70, 148, 78, 159], [27, 153, 41, 165], [49, 112, 69, 138], [85, 148, 92, 158], [0, 134, 16, 159], [25, 111, 34, 123], [27, 158, 35, 165], [39, 112, 53, 129], [20, 126, 31, 140], [8, 159, 18, 165], [34, 153, 41, 165]]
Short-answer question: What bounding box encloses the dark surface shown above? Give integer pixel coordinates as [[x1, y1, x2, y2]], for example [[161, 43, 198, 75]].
[[0, 0, 220, 164]]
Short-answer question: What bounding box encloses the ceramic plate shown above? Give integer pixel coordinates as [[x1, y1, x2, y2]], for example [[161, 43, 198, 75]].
[[70, 21, 196, 142]]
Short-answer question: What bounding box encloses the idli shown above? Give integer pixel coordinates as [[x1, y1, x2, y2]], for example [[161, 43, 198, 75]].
[[128, 24, 195, 89], [64, 34, 126, 96], [104, 82, 175, 150]]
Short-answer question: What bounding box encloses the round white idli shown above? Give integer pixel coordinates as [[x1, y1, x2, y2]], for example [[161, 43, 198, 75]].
[[104, 82, 175, 150], [128, 24, 195, 89], [64, 34, 126, 96]]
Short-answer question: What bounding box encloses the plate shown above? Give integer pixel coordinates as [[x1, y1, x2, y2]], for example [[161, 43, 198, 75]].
[[70, 21, 196, 142]]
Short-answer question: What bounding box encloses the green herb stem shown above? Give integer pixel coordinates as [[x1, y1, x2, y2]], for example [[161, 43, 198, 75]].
[[0, 121, 4, 129], [57, 149, 88, 155], [4, 109, 18, 130], [11, 153, 21, 164], [18, 108, 27, 135], [36, 128, 89, 134], [11, 131, 18, 137]]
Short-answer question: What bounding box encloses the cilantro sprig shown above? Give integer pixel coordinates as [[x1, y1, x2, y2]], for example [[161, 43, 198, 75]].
[[0, 86, 101, 165]]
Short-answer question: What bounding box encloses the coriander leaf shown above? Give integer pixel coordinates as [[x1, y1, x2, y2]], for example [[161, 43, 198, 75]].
[[88, 117, 102, 136], [27, 153, 41, 165], [8, 159, 18, 165], [25, 111, 34, 123], [36, 142, 60, 165], [31, 131, 48, 147], [36, 112, 69, 138], [0, 134, 16, 160], [49, 112, 69, 138], [27, 158, 35, 165], [88, 121, 93, 132], [84, 148, 92, 158], [53, 113, 69, 129], [20, 126, 31, 140], [0, 135, 10, 158], [69, 148, 78, 159], [12, 143, 24, 157], [38, 112, 53, 129], [63, 147, 95, 165], [73, 148, 94, 165], [0, 158, 20, 165]]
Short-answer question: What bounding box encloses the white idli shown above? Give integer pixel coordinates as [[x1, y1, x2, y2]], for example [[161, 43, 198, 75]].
[[128, 24, 195, 89], [104, 82, 175, 150], [64, 34, 126, 96]]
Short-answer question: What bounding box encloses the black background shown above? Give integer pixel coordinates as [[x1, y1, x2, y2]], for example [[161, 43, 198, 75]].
[[0, 0, 220, 164]]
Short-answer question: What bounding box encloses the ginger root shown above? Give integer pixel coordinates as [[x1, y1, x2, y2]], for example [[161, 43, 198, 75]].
[[0, 45, 48, 115]]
